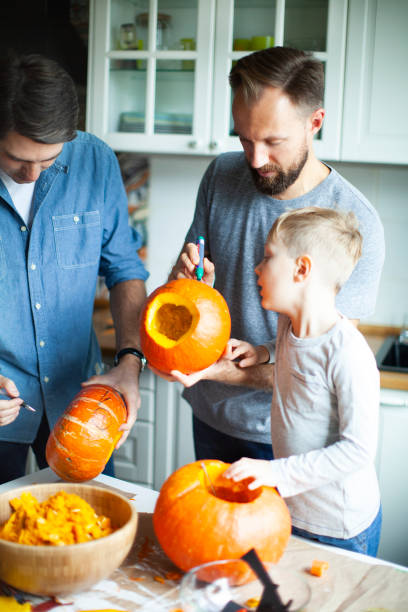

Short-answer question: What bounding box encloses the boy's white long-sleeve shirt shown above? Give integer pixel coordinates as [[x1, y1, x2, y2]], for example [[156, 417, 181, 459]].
[[268, 314, 381, 539]]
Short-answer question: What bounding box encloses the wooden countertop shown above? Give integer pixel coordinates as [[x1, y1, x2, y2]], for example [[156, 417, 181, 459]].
[[93, 306, 408, 391]]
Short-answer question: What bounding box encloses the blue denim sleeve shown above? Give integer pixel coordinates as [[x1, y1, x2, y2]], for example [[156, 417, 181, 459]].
[[98, 148, 149, 288]]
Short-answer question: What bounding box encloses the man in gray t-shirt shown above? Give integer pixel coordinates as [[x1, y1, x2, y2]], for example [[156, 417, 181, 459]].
[[166, 47, 385, 462]]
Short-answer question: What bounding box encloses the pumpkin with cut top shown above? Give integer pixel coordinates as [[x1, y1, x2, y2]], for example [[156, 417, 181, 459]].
[[153, 460, 292, 582], [140, 279, 231, 374], [46, 384, 127, 482]]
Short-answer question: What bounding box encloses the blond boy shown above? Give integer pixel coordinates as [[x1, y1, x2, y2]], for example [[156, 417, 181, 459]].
[[223, 206, 382, 556]]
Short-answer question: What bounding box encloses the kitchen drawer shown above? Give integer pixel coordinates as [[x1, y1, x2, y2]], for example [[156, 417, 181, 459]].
[[114, 421, 154, 486]]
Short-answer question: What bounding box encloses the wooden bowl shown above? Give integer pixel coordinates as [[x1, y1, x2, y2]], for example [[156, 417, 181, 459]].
[[0, 482, 138, 596]]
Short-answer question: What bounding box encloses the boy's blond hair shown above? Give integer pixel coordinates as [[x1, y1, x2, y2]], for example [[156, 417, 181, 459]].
[[268, 207, 362, 293]]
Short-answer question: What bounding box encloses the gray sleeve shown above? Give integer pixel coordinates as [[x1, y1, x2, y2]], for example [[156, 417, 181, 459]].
[[336, 207, 385, 319]]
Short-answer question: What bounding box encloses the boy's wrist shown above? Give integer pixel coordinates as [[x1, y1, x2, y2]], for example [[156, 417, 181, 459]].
[[256, 345, 271, 365]]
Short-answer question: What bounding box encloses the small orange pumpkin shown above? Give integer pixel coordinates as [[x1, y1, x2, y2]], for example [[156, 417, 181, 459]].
[[153, 460, 291, 581], [140, 279, 231, 374], [46, 384, 127, 482]]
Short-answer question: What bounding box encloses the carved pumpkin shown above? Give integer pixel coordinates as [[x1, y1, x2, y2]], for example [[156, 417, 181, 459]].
[[46, 384, 127, 482], [153, 460, 291, 581], [140, 279, 231, 374]]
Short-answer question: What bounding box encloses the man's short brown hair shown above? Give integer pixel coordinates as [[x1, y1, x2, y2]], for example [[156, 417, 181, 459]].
[[229, 46, 324, 113]]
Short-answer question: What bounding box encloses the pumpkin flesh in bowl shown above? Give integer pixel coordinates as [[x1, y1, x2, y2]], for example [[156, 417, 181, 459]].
[[0, 483, 138, 597]]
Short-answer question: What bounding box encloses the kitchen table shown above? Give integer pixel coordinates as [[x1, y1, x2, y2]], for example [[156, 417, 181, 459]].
[[0, 468, 407, 611]]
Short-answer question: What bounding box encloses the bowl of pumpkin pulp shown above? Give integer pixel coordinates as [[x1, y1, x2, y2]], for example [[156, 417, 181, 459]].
[[0, 482, 138, 596]]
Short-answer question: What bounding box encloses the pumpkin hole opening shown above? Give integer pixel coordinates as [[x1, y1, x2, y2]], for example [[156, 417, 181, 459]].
[[212, 476, 262, 504], [154, 303, 193, 341]]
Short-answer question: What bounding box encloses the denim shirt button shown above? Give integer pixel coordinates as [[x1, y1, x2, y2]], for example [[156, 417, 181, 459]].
[[30, 263, 36, 270], [73, 215, 80, 223], [39, 340, 45, 347], [35, 302, 41, 310], [20, 225, 27, 232], [43, 376, 49, 383]]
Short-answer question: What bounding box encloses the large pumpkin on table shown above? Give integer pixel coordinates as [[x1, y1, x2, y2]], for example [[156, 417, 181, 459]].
[[140, 279, 231, 374], [153, 460, 291, 582], [46, 384, 127, 482]]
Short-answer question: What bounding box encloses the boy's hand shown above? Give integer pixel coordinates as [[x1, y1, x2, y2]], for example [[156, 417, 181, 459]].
[[169, 242, 215, 286], [226, 339, 269, 367], [224, 457, 277, 490]]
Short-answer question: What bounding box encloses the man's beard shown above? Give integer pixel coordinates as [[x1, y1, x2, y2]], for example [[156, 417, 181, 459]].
[[249, 147, 309, 196]]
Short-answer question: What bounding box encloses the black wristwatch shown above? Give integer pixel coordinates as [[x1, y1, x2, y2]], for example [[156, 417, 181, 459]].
[[114, 347, 147, 371]]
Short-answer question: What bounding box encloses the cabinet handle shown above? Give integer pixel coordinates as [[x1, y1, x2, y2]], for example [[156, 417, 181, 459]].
[[209, 140, 219, 150], [188, 140, 198, 149]]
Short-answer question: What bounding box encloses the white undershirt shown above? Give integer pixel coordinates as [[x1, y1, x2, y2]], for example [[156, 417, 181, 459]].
[[0, 169, 35, 225]]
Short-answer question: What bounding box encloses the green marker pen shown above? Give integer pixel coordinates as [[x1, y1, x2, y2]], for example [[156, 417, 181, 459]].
[[196, 236, 205, 281]]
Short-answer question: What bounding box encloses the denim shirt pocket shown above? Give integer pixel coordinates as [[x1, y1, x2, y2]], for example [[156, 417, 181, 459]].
[[0, 235, 7, 280], [52, 211, 101, 269]]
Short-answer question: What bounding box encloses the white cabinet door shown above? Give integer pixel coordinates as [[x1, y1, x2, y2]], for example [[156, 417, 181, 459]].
[[153, 378, 195, 490], [87, 0, 215, 155], [376, 389, 408, 566], [114, 369, 155, 486], [341, 0, 408, 164], [211, 0, 347, 160], [87, 0, 347, 158], [114, 420, 155, 485]]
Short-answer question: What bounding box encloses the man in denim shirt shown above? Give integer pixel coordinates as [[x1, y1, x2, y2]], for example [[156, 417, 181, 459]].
[[0, 53, 149, 483]]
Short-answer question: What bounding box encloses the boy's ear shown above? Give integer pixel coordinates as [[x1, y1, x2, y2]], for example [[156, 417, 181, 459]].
[[294, 255, 312, 282]]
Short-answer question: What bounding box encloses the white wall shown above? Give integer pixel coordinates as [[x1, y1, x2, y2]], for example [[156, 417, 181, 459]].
[[146, 155, 212, 294], [147, 155, 408, 328]]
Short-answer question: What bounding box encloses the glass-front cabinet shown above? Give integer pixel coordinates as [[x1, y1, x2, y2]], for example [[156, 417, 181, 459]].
[[87, 0, 347, 158]]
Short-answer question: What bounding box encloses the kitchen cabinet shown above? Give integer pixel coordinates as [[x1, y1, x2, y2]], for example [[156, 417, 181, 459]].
[[113, 368, 156, 486], [114, 371, 195, 489], [376, 388, 408, 566], [341, 0, 408, 164], [87, 0, 347, 159]]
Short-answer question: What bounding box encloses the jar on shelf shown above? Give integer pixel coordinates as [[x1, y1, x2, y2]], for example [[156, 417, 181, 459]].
[[119, 23, 138, 49], [136, 12, 172, 50], [180, 38, 195, 70]]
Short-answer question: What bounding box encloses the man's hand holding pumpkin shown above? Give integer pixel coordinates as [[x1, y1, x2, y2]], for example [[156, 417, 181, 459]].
[[81, 355, 142, 448]]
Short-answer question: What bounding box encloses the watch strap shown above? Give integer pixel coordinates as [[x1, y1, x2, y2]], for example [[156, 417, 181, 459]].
[[114, 347, 146, 371]]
